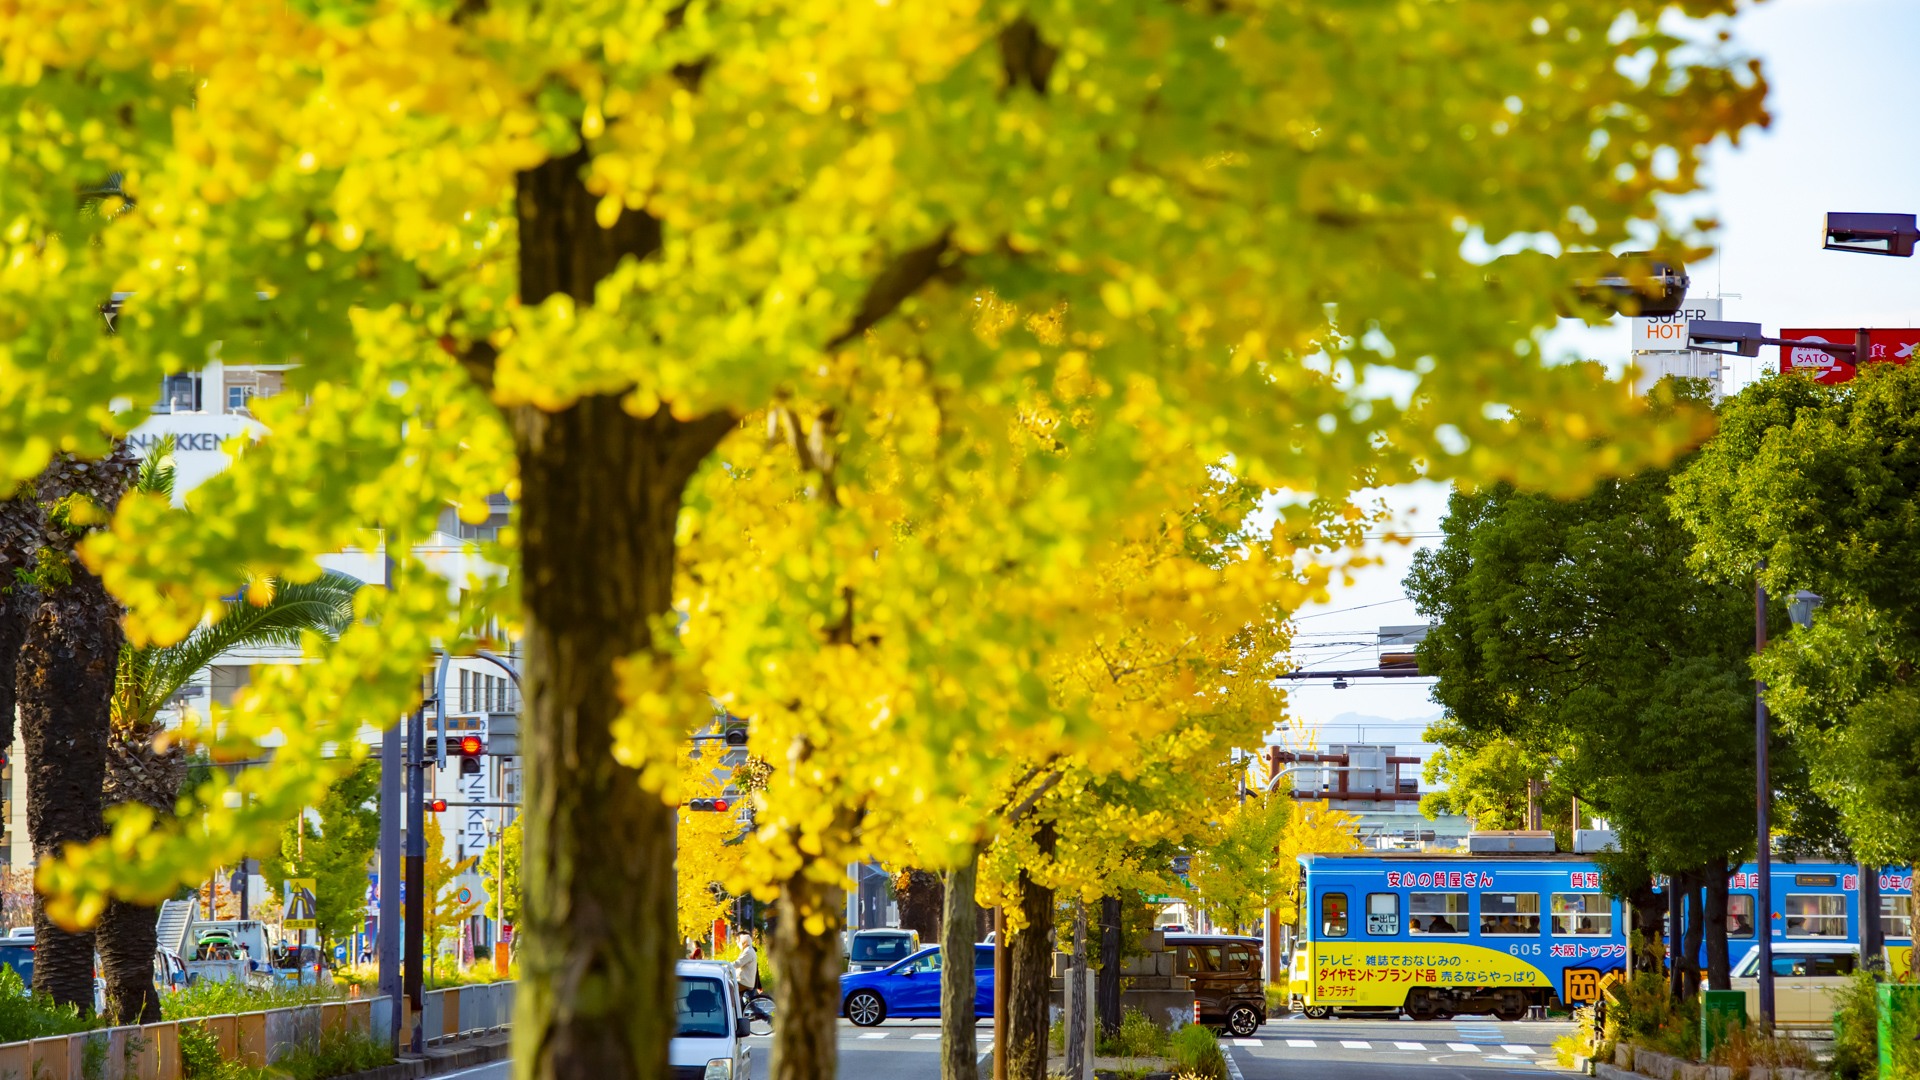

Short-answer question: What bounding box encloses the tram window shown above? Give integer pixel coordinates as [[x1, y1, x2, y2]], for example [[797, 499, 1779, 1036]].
[[1480, 892, 1540, 935], [1883, 896, 1913, 941], [1551, 894, 1612, 936], [1365, 893, 1399, 936], [1727, 894, 1755, 939], [1408, 893, 1469, 935], [1321, 893, 1348, 938], [1783, 894, 1847, 938]]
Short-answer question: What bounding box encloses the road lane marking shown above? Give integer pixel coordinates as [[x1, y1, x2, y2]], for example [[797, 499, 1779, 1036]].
[[1285, 1039, 1316, 1048], [1447, 1043, 1481, 1051], [1231, 1039, 1261, 1047], [1394, 1041, 1426, 1050], [1340, 1040, 1371, 1049], [1501, 1045, 1535, 1054], [911, 1034, 939, 1040], [857, 1033, 887, 1039]]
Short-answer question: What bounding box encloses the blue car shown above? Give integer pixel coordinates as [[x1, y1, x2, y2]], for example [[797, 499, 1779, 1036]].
[[840, 944, 995, 1026]]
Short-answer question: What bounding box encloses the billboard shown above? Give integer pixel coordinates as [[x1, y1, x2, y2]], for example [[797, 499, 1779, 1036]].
[[1778, 328, 1920, 385], [1631, 298, 1721, 352]]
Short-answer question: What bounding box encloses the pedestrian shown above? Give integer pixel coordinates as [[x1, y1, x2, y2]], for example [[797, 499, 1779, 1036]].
[[690, 942, 704, 960], [733, 930, 758, 992]]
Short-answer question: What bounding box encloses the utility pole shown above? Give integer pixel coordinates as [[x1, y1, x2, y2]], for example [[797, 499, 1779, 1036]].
[[378, 718, 402, 1053], [405, 704, 427, 1053], [1755, 567, 1774, 1027]]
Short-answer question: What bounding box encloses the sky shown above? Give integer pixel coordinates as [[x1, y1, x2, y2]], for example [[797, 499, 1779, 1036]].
[[1271, 0, 1920, 769]]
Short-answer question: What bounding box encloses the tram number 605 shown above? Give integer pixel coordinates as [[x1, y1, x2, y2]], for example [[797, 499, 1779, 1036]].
[[1507, 944, 1541, 957]]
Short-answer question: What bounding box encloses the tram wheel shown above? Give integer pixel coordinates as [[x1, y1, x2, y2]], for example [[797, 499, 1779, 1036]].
[[1493, 1004, 1528, 1022]]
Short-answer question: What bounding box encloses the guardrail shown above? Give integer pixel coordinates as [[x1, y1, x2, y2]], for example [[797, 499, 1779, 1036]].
[[0, 982, 516, 1080]]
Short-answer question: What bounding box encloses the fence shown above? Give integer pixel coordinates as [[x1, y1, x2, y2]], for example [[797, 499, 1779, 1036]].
[[0, 983, 515, 1080]]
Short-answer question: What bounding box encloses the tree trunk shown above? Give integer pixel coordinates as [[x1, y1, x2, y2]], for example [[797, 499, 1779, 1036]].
[[1007, 822, 1055, 1080], [1628, 878, 1663, 979], [97, 737, 187, 1023], [510, 146, 735, 1080], [769, 871, 844, 1080], [1704, 863, 1731, 992], [1065, 899, 1087, 1080], [1681, 870, 1706, 1000], [21, 585, 120, 1012], [941, 853, 979, 1080], [896, 869, 945, 944], [1096, 894, 1121, 1040]]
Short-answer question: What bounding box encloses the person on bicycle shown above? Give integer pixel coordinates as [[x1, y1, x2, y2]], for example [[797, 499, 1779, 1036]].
[[733, 930, 758, 993]]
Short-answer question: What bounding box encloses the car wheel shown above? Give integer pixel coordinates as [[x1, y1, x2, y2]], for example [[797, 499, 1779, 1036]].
[[1301, 1006, 1331, 1020], [845, 990, 887, 1027], [1227, 1005, 1260, 1037]]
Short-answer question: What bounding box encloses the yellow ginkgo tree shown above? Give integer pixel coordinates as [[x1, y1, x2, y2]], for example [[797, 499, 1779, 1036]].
[[0, 1, 1770, 1078]]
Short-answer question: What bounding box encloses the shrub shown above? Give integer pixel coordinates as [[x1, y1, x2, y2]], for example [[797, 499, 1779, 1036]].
[[1704, 1023, 1820, 1076], [1600, 972, 1699, 1061], [1553, 1005, 1599, 1068], [178, 1022, 392, 1080], [1166, 1023, 1227, 1080], [0, 966, 101, 1043], [1829, 969, 1879, 1080], [161, 979, 342, 1021]]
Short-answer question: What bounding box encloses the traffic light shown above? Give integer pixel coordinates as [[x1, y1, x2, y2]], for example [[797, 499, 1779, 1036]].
[[457, 735, 484, 776], [428, 798, 449, 812], [687, 798, 731, 813], [724, 728, 748, 747]]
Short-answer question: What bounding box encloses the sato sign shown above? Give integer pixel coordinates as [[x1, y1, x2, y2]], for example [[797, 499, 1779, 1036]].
[[1631, 298, 1720, 352], [1779, 328, 1920, 385]]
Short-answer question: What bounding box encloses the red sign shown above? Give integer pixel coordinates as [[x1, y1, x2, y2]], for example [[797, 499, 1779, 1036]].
[[1778, 328, 1920, 384]]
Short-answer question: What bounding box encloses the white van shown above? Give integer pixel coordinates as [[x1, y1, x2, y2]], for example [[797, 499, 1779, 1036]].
[[673, 959, 753, 1080], [1729, 943, 1860, 1027]]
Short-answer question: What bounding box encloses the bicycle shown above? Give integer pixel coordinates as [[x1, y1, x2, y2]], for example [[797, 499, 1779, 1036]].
[[745, 989, 775, 1036]]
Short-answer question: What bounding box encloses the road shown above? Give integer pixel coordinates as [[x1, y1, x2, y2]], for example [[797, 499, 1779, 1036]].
[[450, 1013, 1577, 1079]]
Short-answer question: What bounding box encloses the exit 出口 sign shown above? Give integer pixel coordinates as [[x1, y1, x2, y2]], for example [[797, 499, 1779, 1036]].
[[1779, 328, 1920, 384]]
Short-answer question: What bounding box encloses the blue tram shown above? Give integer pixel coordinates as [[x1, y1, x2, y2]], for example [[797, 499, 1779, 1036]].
[[1290, 853, 1914, 1020]]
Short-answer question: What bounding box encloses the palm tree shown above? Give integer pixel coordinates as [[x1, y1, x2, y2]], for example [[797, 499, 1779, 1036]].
[[94, 445, 362, 1023]]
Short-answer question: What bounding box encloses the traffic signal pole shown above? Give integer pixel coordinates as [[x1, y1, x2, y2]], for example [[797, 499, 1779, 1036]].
[[405, 705, 426, 1053], [377, 718, 402, 1054]]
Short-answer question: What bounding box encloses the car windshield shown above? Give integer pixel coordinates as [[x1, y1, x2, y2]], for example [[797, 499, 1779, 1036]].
[[0, 945, 32, 987], [851, 935, 913, 963], [676, 977, 730, 1038]]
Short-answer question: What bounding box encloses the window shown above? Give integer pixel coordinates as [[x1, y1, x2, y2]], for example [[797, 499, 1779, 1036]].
[[974, 947, 995, 969], [676, 977, 729, 1038], [1727, 894, 1755, 939], [1551, 894, 1613, 937], [1767, 953, 1856, 978], [850, 934, 915, 963], [903, 950, 943, 975], [1408, 893, 1469, 935], [1480, 893, 1541, 936], [1884, 896, 1913, 941], [1178, 944, 1224, 974], [1320, 893, 1348, 938], [1783, 894, 1847, 938], [1365, 893, 1399, 936], [228, 385, 253, 411], [1225, 944, 1254, 972]]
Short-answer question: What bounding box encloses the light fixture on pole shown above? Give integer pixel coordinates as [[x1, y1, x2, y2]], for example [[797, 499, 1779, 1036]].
[[1822, 212, 1917, 258]]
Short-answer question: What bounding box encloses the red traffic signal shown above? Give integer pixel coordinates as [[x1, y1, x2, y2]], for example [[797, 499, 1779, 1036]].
[[687, 798, 730, 813], [428, 799, 448, 812], [458, 736, 483, 756]]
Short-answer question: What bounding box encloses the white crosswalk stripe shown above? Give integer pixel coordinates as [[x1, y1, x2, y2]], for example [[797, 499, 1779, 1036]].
[[1502, 1045, 1536, 1055], [857, 1033, 886, 1040], [911, 1034, 939, 1040], [1231, 1039, 1261, 1047], [1446, 1042, 1481, 1052], [1285, 1039, 1316, 1048], [1340, 1040, 1371, 1049], [1393, 1041, 1426, 1050]]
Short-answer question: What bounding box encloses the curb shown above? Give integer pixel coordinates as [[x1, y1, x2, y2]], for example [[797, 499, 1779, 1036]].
[[333, 1031, 511, 1080]]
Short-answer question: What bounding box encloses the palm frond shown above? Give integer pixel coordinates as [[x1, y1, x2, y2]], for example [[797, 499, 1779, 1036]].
[[134, 435, 176, 499], [117, 570, 364, 729]]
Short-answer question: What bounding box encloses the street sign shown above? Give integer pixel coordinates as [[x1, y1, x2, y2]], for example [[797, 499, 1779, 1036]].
[[1778, 328, 1920, 384], [283, 877, 318, 930], [1630, 298, 1721, 353]]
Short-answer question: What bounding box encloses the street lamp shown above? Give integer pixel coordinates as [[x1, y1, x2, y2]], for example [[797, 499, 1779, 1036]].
[[1822, 212, 1917, 258]]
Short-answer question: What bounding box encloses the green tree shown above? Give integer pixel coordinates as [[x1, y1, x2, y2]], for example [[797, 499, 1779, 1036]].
[[422, 816, 481, 981], [264, 760, 382, 951], [7, 4, 1769, 1078], [1671, 364, 1920, 869], [1405, 398, 1765, 992], [480, 821, 520, 929]]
